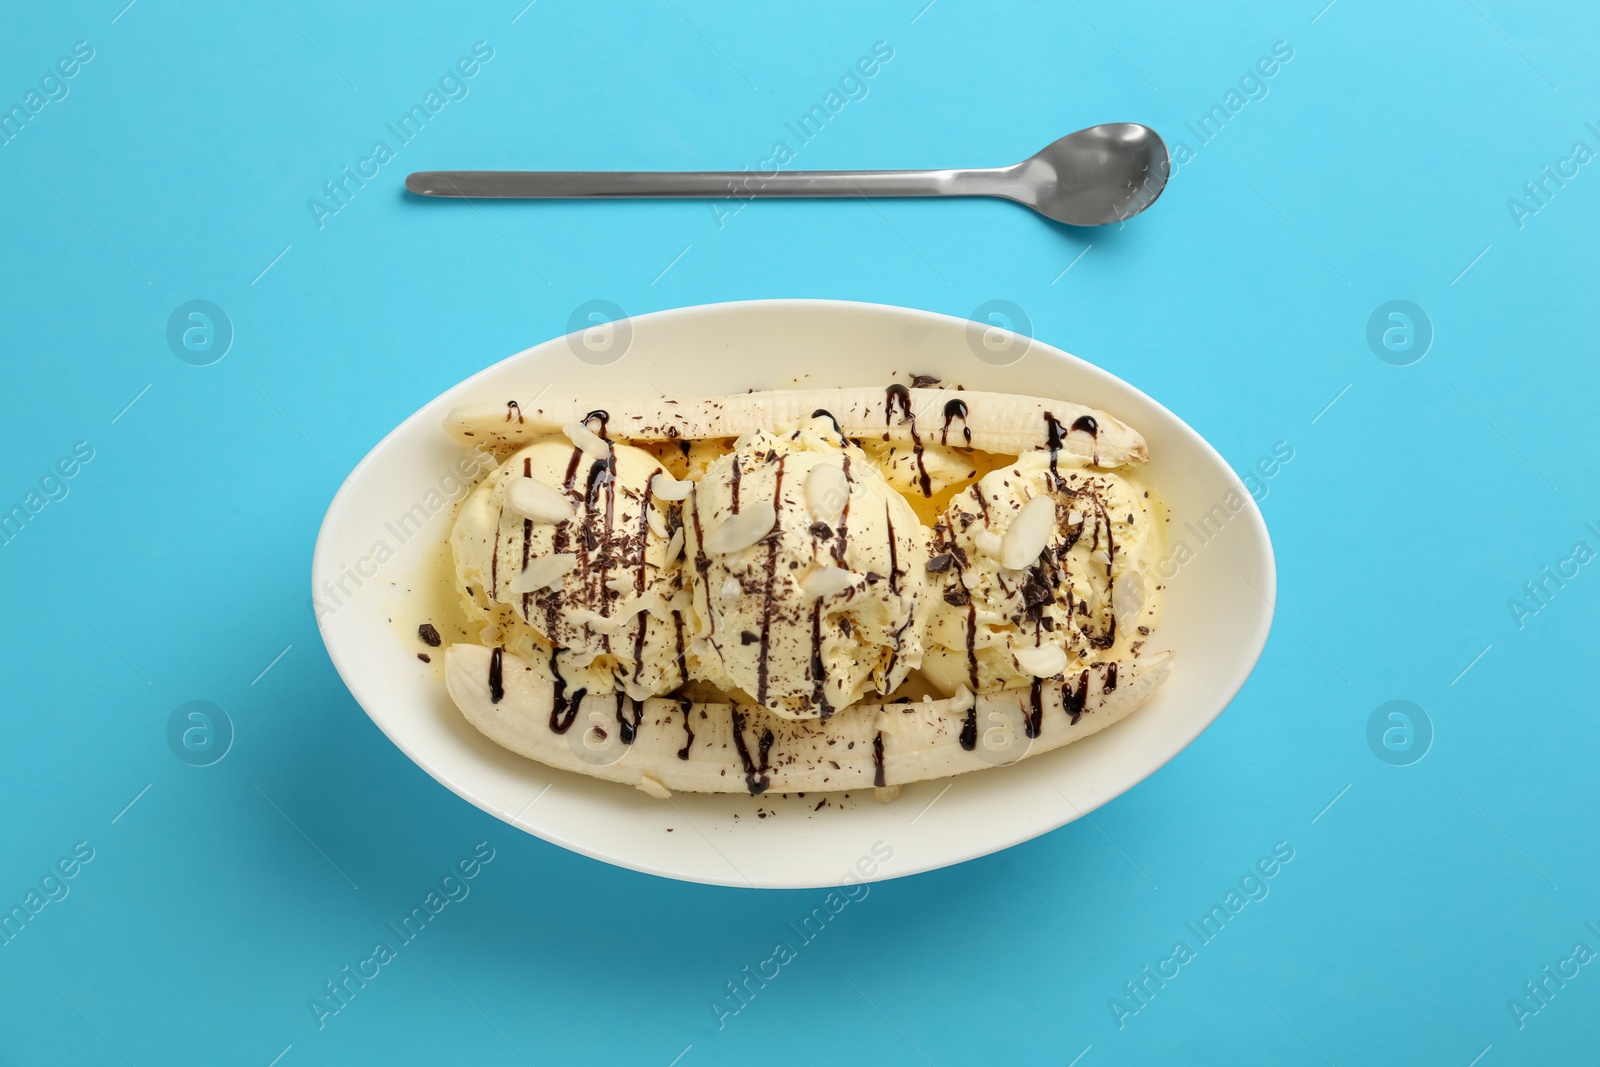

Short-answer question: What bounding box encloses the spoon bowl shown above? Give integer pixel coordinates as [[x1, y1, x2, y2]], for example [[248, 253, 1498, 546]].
[[1008, 123, 1169, 226]]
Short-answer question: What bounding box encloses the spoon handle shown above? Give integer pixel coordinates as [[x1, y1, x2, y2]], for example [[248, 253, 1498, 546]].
[[406, 167, 1006, 200]]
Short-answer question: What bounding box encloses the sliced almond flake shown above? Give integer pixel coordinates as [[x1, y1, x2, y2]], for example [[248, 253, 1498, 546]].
[[703, 501, 776, 555], [665, 527, 685, 562], [506, 478, 575, 524], [1067, 510, 1084, 525], [562, 420, 611, 461], [719, 577, 741, 603], [646, 507, 668, 539], [800, 566, 854, 600], [569, 593, 659, 634], [1090, 549, 1111, 566], [974, 529, 1003, 559], [1013, 643, 1068, 678], [650, 471, 693, 501], [804, 462, 849, 522], [1002, 495, 1056, 570], [636, 775, 672, 799], [506, 553, 577, 594]]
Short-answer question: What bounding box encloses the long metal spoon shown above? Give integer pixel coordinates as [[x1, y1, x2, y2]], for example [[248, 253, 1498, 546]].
[[405, 123, 1168, 227]]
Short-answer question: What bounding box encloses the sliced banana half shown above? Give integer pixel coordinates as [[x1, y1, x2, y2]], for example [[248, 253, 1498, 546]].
[[446, 387, 1147, 468], [445, 644, 1174, 798]]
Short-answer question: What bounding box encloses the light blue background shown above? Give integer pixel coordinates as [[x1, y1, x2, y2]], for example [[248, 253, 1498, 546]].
[[2, 1, 1597, 1064]]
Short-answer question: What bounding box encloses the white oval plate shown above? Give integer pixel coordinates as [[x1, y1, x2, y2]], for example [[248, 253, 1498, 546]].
[[313, 300, 1275, 888]]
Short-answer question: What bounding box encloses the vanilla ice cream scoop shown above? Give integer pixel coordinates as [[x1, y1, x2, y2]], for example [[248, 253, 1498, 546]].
[[921, 451, 1159, 696], [450, 429, 692, 701], [684, 417, 931, 719]]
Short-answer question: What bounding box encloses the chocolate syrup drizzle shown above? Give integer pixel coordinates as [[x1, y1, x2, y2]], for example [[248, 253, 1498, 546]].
[[676, 698, 695, 760], [1062, 670, 1090, 725], [880, 499, 911, 684], [804, 453, 856, 715], [885, 383, 913, 422], [809, 600, 833, 718], [585, 454, 617, 657], [629, 469, 660, 691], [755, 454, 786, 708], [518, 456, 533, 616], [885, 384, 932, 496], [885, 501, 900, 595], [1071, 414, 1098, 437], [964, 597, 980, 733], [941, 398, 971, 446], [833, 455, 852, 566], [729, 708, 774, 794], [634, 470, 657, 599], [872, 732, 886, 787], [491, 522, 500, 600], [940, 440, 979, 744], [1043, 413, 1067, 486], [547, 648, 585, 733], [1026, 676, 1044, 738], [810, 408, 843, 438], [505, 401, 523, 423], [614, 693, 642, 744], [488, 647, 505, 703], [672, 610, 688, 684], [561, 447, 585, 487], [932, 508, 979, 752], [689, 504, 715, 639], [1088, 497, 1117, 649]]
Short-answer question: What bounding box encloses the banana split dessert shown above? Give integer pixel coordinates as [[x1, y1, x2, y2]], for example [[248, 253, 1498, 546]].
[[437, 383, 1172, 800]]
